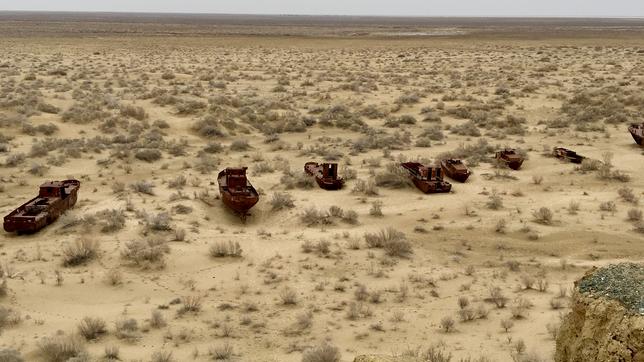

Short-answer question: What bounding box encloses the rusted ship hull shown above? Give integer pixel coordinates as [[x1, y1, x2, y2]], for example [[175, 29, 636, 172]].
[[400, 162, 452, 194], [495, 150, 524, 170], [304, 162, 344, 190], [629, 124, 643, 145], [553, 147, 585, 164], [217, 168, 259, 219], [3, 179, 80, 233], [440, 159, 470, 183]]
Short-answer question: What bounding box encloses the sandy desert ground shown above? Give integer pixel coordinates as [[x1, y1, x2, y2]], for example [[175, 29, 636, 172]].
[[0, 14, 643, 362]]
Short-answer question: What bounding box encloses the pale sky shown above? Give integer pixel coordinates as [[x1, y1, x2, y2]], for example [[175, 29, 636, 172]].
[[1, 0, 643, 17]]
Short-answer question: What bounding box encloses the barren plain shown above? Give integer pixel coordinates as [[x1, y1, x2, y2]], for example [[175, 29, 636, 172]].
[[0, 13, 643, 362]]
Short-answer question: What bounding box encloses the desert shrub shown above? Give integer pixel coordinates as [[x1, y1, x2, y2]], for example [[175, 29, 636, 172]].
[[209, 343, 234, 360], [271, 192, 295, 210], [395, 93, 421, 105], [38, 334, 86, 362], [279, 287, 298, 305], [62, 239, 99, 267], [203, 142, 224, 153], [150, 310, 167, 328], [0, 348, 23, 362], [281, 170, 317, 189], [440, 316, 455, 332], [0, 306, 20, 329], [193, 116, 224, 138], [4, 153, 25, 167], [301, 342, 341, 362], [532, 207, 553, 225], [375, 163, 412, 188], [364, 227, 412, 257], [370, 201, 383, 217], [114, 318, 141, 342], [120, 104, 147, 120], [78, 317, 107, 340], [178, 295, 202, 315], [627, 208, 643, 222], [104, 269, 123, 286], [451, 120, 481, 137], [352, 179, 379, 196], [121, 238, 169, 267], [230, 140, 250, 151], [301, 207, 331, 226], [95, 209, 126, 233], [486, 190, 503, 210], [618, 187, 639, 204], [384, 115, 416, 128], [135, 148, 162, 162], [488, 287, 508, 308], [150, 351, 174, 362], [144, 212, 172, 231], [209, 241, 243, 258], [131, 180, 155, 195], [599, 201, 617, 212]]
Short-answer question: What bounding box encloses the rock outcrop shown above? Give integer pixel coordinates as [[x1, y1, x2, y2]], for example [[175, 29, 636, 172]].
[[555, 263, 643, 362]]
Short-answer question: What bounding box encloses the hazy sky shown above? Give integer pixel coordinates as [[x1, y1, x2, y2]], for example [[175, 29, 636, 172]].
[[1, 0, 643, 17]]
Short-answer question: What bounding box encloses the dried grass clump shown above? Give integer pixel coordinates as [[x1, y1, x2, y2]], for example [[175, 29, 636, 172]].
[[131, 180, 155, 195], [178, 295, 202, 315], [38, 334, 86, 362], [364, 227, 412, 257], [0, 348, 23, 362], [209, 241, 243, 258], [62, 239, 99, 267], [95, 209, 126, 233], [230, 140, 250, 151], [145, 212, 172, 231], [114, 318, 141, 342], [78, 317, 107, 340], [627, 208, 643, 222], [120, 104, 147, 120], [375, 163, 412, 189], [301, 342, 341, 362], [301, 207, 332, 226], [121, 238, 169, 268], [135, 148, 162, 162], [532, 207, 553, 225], [209, 343, 234, 360], [281, 170, 317, 189], [271, 192, 295, 210]]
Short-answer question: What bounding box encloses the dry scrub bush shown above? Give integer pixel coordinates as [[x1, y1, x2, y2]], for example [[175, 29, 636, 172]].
[[38, 334, 86, 362], [209, 343, 234, 360], [271, 192, 295, 210], [279, 287, 298, 305], [151, 351, 174, 362], [352, 179, 379, 196], [364, 227, 413, 257], [627, 208, 643, 222], [532, 207, 553, 225], [209, 241, 242, 258], [135, 148, 162, 162], [121, 238, 169, 268], [375, 164, 412, 188], [301, 207, 332, 226], [78, 317, 107, 340], [178, 296, 202, 315], [131, 180, 155, 195], [145, 212, 172, 231], [62, 239, 99, 267], [0, 349, 23, 362], [114, 318, 141, 342], [486, 190, 503, 210], [440, 316, 455, 332], [0, 306, 21, 331], [281, 170, 317, 190], [301, 342, 341, 362], [150, 310, 167, 328], [96, 209, 126, 233], [618, 187, 639, 204]]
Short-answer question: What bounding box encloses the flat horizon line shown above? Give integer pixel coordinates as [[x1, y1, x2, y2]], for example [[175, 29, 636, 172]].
[[1, 10, 643, 19]]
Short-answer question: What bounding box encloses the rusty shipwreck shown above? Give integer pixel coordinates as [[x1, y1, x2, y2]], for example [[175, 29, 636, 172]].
[[553, 147, 585, 164], [629, 123, 643, 145], [217, 167, 259, 220], [400, 162, 451, 194], [4, 179, 80, 233], [440, 159, 471, 182], [495, 149, 524, 170], [304, 162, 344, 190]]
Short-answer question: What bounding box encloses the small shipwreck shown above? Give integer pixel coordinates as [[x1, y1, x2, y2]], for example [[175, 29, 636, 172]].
[[400, 162, 452, 194], [628, 123, 643, 145], [4, 179, 80, 233], [495, 149, 524, 170], [304, 162, 344, 190], [440, 159, 471, 182], [553, 147, 586, 164], [217, 167, 259, 221]]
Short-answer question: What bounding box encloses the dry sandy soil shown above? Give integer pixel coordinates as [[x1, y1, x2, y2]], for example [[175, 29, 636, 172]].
[[0, 14, 643, 362]]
